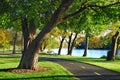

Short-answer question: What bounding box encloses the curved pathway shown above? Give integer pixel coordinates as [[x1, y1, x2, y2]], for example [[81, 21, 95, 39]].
[[39, 57, 120, 80]]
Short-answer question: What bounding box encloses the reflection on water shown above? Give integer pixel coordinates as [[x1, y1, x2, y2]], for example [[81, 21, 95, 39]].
[[52, 48, 120, 58]]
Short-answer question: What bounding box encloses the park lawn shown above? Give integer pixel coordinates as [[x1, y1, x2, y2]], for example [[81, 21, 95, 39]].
[[0, 57, 77, 80], [0, 49, 21, 54], [40, 54, 120, 73]]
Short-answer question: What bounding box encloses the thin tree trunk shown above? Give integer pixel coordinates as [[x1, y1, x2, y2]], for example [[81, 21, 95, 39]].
[[67, 33, 78, 55], [58, 36, 65, 55], [116, 37, 119, 55], [40, 40, 47, 52], [106, 31, 119, 61], [110, 31, 119, 60], [12, 32, 17, 54], [71, 33, 78, 55], [18, 1, 73, 70], [67, 33, 73, 55], [83, 34, 89, 57], [21, 35, 23, 52]]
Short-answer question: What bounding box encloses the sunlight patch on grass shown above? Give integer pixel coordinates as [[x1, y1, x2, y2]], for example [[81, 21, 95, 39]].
[[40, 55, 120, 73], [87, 61, 120, 73], [0, 57, 77, 80]]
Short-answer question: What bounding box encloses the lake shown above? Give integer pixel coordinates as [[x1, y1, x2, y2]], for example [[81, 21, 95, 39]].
[[52, 48, 120, 58]]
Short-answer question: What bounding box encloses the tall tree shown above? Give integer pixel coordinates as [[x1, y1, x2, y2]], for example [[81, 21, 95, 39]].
[[67, 32, 78, 55], [106, 21, 120, 61], [58, 36, 66, 55], [48, 27, 64, 55], [0, 29, 12, 53], [1, 0, 120, 70], [12, 31, 18, 54], [65, 13, 86, 55], [17, 1, 120, 69], [107, 31, 119, 61], [18, 0, 74, 70], [83, 33, 89, 57], [58, 30, 66, 55]]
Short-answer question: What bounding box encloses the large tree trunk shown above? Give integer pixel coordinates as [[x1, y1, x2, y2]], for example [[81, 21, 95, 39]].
[[106, 31, 119, 61], [18, 0, 74, 70], [12, 32, 17, 54], [58, 36, 66, 55], [18, 41, 39, 70], [18, 18, 37, 70], [21, 17, 29, 52], [83, 34, 89, 57]]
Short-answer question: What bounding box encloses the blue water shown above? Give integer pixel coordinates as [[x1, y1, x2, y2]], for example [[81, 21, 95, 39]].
[[52, 48, 120, 58]]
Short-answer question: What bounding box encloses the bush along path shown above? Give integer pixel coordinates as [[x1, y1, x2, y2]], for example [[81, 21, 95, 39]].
[[39, 57, 120, 80]]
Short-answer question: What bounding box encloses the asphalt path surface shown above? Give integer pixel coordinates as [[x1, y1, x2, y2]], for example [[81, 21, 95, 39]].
[[39, 57, 120, 80]]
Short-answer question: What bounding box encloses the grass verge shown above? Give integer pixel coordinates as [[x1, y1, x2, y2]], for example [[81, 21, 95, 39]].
[[0, 56, 77, 80], [40, 54, 120, 73]]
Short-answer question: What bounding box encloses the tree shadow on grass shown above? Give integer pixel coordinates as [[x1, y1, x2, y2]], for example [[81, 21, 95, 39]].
[[1, 75, 120, 80], [39, 57, 106, 63], [0, 68, 76, 80], [0, 75, 76, 80], [0, 67, 51, 73], [0, 56, 20, 58], [65, 57, 106, 62], [0, 68, 15, 72]]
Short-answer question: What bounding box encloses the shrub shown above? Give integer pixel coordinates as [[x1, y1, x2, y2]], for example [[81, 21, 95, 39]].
[[100, 55, 106, 59]]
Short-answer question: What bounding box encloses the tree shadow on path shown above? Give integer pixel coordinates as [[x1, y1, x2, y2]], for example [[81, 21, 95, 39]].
[[39, 57, 120, 80]]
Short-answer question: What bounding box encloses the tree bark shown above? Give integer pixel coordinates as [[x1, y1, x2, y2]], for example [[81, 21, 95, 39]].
[[18, 0, 74, 70], [106, 31, 119, 61], [67, 33, 78, 55], [83, 34, 89, 57], [67, 33, 73, 55], [21, 17, 29, 52], [29, 19, 37, 44], [12, 32, 17, 54], [58, 36, 66, 55], [18, 18, 37, 70], [18, 42, 39, 70], [116, 37, 119, 55], [22, 18, 37, 52]]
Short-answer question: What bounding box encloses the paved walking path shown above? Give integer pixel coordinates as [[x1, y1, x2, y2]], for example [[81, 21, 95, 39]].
[[39, 57, 120, 80]]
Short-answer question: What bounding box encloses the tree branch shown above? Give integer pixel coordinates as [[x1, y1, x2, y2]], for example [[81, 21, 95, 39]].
[[56, 0, 89, 24], [88, 1, 120, 16], [57, 1, 120, 24], [64, 5, 87, 20], [88, 1, 120, 9]]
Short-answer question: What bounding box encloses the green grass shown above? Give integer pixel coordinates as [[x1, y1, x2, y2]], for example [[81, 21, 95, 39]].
[[0, 56, 77, 80], [1, 53, 120, 80], [40, 54, 120, 73], [0, 49, 21, 54], [67, 57, 120, 73]]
